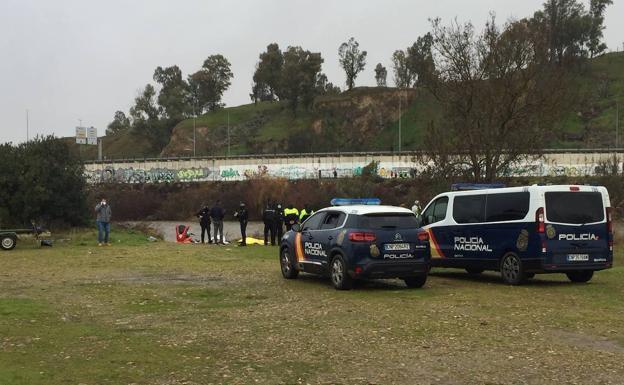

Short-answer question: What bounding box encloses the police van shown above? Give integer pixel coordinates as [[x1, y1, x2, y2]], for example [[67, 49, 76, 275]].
[[279, 199, 431, 290], [420, 185, 613, 285]]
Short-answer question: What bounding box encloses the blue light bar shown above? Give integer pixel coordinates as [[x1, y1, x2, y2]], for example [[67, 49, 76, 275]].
[[330, 198, 381, 206], [451, 183, 506, 191]]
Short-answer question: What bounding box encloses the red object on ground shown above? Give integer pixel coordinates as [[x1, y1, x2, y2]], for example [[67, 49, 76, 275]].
[[175, 225, 193, 243]]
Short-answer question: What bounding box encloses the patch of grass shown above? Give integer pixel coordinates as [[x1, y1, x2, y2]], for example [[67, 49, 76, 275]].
[[1, 228, 623, 384]]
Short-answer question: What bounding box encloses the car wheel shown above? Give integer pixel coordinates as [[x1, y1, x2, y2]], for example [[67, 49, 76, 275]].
[[1, 235, 16, 251], [500, 252, 525, 285], [465, 268, 484, 276], [330, 255, 353, 290], [403, 275, 427, 288], [566, 270, 594, 283], [280, 247, 298, 279]]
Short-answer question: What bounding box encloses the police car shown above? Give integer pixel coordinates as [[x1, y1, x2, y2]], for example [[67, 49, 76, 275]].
[[420, 185, 613, 285], [279, 199, 431, 290]]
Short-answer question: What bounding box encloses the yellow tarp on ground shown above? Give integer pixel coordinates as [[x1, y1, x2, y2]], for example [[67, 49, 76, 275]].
[[236, 237, 265, 245]]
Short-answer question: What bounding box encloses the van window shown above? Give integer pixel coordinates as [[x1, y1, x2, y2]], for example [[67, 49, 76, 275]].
[[453, 195, 486, 223], [545, 192, 604, 224], [485, 192, 530, 222], [423, 196, 448, 225]]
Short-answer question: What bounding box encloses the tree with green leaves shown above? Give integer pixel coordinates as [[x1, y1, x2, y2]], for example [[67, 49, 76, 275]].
[[0, 137, 87, 226], [251, 43, 284, 101], [106, 111, 131, 135], [407, 33, 435, 86], [280, 46, 323, 113], [339, 37, 367, 90], [391, 50, 413, 88], [374, 63, 387, 87], [153, 65, 190, 120], [188, 54, 233, 113], [129, 84, 167, 148], [588, 0, 613, 58], [315, 73, 341, 96]]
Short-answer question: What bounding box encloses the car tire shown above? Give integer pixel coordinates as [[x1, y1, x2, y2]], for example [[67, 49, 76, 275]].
[[403, 275, 427, 288], [465, 268, 484, 276], [500, 252, 525, 285], [280, 247, 299, 279], [566, 270, 594, 283], [1, 235, 16, 251], [330, 254, 353, 290]]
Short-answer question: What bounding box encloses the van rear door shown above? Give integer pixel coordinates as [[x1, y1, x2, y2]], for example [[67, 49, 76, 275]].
[[544, 190, 611, 267]]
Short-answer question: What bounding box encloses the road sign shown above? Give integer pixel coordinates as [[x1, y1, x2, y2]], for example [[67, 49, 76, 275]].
[[76, 126, 97, 145]]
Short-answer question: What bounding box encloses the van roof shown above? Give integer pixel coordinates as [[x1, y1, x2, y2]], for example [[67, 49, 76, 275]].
[[437, 184, 608, 197]]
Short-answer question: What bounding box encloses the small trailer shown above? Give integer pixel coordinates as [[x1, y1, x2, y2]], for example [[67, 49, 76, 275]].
[[0, 223, 51, 251]]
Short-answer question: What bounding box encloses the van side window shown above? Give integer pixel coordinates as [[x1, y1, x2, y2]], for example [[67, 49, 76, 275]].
[[423, 197, 448, 225], [453, 195, 486, 224], [485, 192, 530, 222]]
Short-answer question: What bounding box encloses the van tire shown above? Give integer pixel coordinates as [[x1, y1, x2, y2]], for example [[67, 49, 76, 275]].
[[465, 268, 484, 276], [330, 254, 353, 290], [1, 235, 16, 251], [404, 275, 427, 288], [500, 252, 525, 285], [280, 247, 299, 279], [566, 270, 594, 283]]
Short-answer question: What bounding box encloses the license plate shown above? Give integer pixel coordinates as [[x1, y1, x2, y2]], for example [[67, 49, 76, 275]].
[[385, 243, 410, 251], [567, 254, 589, 261]]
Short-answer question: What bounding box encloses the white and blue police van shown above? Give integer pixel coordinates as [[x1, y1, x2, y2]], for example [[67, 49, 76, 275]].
[[419, 185, 613, 285]]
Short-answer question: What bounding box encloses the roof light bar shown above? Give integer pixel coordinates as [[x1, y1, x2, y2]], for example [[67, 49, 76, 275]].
[[451, 183, 506, 191], [330, 198, 381, 206]]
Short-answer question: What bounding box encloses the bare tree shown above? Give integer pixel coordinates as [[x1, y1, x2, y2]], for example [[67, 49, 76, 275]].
[[420, 16, 572, 181]]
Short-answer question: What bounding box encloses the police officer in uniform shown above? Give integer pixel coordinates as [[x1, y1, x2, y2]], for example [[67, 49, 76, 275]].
[[283, 204, 299, 231], [299, 204, 314, 223], [262, 202, 276, 245], [196, 203, 212, 244], [234, 202, 249, 246], [274, 203, 284, 240]]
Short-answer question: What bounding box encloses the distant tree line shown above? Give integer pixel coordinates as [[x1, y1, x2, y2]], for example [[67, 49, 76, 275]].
[[106, 0, 613, 180]]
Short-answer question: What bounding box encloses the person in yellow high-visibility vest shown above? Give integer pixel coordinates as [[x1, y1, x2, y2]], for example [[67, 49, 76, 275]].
[[283, 205, 300, 231], [299, 204, 314, 222]]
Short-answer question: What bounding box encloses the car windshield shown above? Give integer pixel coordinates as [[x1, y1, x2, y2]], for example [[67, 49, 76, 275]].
[[545, 191, 604, 224], [357, 213, 418, 229]]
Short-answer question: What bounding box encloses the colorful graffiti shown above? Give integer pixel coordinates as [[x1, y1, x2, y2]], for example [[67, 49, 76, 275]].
[[84, 157, 610, 184]]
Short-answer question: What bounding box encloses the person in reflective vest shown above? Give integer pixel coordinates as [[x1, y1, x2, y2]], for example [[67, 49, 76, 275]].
[[283, 205, 299, 231], [299, 204, 314, 222]]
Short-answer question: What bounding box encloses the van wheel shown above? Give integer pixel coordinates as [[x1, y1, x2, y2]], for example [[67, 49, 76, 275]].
[[500, 252, 525, 285], [280, 248, 299, 279], [404, 275, 427, 288], [330, 255, 353, 290], [1, 235, 16, 251], [465, 268, 484, 276], [566, 270, 594, 283]]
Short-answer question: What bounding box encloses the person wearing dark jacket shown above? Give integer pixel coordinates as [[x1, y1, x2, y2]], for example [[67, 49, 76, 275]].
[[196, 204, 212, 244], [234, 202, 249, 246], [274, 203, 284, 241], [210, 200, 225, 244], [95, 197, 112, 246], [262, 203, 276, 245]]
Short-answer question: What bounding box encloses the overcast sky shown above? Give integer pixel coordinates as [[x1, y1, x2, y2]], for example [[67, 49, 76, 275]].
[[1, 0, 622, 144]]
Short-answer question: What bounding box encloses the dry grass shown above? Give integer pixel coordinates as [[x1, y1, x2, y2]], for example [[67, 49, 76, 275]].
[[1, 228, 623, 384]]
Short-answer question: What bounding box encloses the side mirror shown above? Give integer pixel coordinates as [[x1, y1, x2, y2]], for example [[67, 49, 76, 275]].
[[291, 223, 301, 232]]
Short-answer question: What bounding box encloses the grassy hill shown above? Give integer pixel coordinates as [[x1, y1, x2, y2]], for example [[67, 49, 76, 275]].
[[70, 52, 624, 160]]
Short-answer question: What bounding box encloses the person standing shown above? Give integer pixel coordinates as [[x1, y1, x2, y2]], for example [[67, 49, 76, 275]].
[[299, 204, 313, 222], [210, 200, 225, 244], [234, 202, 249, 246], [411, 200, 422, 217], [274, 203, 284, 241], [95, 197, 112, 246], [196, 203, 212, 244], [283, 204, 299, 231], [262, 202, 276, 245]]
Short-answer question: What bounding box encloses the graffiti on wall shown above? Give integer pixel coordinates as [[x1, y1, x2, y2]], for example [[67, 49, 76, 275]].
[[85, 159, 608, 184]]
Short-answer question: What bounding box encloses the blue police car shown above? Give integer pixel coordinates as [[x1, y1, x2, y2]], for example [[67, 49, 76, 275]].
[[279, 199, 431, 290]]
